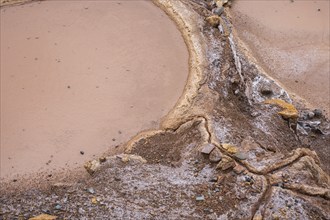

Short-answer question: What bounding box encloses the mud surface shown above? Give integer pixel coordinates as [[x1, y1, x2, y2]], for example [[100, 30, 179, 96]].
[[0, 0, 188, 178], [231, 0, 330, 117], [1, 0, 329, 219]]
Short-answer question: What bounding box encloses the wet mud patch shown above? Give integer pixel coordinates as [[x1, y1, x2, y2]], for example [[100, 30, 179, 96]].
[[0, 0, 188, 178]]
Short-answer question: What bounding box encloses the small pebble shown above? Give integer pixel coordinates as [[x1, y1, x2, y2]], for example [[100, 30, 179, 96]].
[[209, 177, 218, 182], [99, 157, 106, 163], [313, 109, 322, 118], [234, 152, 248, 160], [196, 195, 205, 201], [87, 187, 95, 194], [245, 175, 253, 182], [201, 143, 215, 154], [80, 151, 84, 155], [307, 111, 315, 119], [213, 6, 224, 16]]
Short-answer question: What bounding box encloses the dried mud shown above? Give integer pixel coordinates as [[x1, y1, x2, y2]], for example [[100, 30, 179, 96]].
[[1, 0, 329, 219]]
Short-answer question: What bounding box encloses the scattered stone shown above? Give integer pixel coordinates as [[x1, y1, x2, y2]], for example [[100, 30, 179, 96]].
[[264, 99, 298, 120], [215, 0, 229, 7], [91, 197, 97, 204], [87, 187, 95, 194], [209, 147, 222, 163], [205, 15, 221, 28], [196, 195, 205, 201], [245, 175, 254, 183], [209, 177, 218, 182], [251, 112, 260, 117], [307, 111, 315, 119], [204, 208, 213, 214], [216, 155, 236, 171], [80, 151, 84, 155], [116, 154, 147, 164], [213, 6, 224, 16], [253, 215, 263, 220], [121, 155, 129, 163], [54, 204, 62, 210], [217, 175, 225, 184], [222, 143, 238, 154], [233, 152, 248, 160], [201, 143, 215, 154], [313, 109, 322, 118], [260, 84, 273, 96], [78, 208, 85, 215], [84, 160, 101, 175], [29, 214, 57, 220], [99, 157, 106, 163], [233, 164, 245, 174]]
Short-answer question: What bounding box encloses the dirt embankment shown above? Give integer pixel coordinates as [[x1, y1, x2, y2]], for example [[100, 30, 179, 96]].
[[1, 0, 329, 219]]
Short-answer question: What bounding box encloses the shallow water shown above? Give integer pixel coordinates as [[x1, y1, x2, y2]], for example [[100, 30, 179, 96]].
[[231, 0, 330, 115], [0, 1, 188, 178]]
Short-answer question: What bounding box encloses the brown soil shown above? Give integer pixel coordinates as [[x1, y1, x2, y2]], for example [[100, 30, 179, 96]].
[[1, 0, 329, 219], [0, 0, 188, 178]]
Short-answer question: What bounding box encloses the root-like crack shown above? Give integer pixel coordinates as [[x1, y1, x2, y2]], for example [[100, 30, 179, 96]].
[[250, 176, 271, 220]]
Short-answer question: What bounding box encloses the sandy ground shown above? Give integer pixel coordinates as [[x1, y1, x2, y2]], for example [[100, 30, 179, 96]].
[[0, 0, 188, 178], [231, 0, 330, 117]]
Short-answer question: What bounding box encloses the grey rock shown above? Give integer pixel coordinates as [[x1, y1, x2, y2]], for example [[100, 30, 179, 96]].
[[87, 188, 95, 194], [251, 112, 260, 117], [244, 175, 254, 183], [307, 111, 315, 119], [233, 152, 248, 160], [213, 7, 224, 16], [216, 155, 235, 171], [196, 195, 205, 201], [209, 148, 222, 163], [55, 204, 62, 210], [78, 207, 85, 215], [260, 84, 273, 96], [313, 109, 322, 117], [201, 143, 215, 154], [209, 177, 218, 182]]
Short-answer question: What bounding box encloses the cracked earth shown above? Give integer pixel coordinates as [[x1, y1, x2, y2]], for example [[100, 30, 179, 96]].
[[1, 0, 329, 219]]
